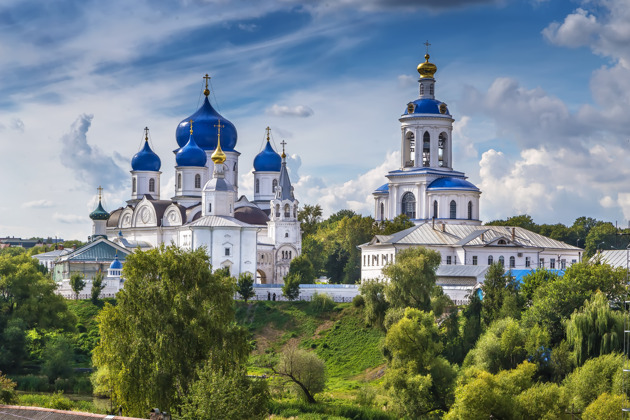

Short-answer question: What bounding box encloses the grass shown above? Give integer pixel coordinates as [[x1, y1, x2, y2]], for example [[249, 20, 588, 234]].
[[16, 392, 104, 413]]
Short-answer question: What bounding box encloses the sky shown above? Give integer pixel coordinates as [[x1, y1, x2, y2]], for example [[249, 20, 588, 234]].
[[1, 0, 630, 241]]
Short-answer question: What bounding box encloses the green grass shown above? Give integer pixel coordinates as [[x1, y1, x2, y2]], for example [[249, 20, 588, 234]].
[[17, 392, 103, 413], [269, 399, 394, 420]]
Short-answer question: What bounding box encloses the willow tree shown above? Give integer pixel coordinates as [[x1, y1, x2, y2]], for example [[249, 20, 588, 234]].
[[92, 245, 249, 417]]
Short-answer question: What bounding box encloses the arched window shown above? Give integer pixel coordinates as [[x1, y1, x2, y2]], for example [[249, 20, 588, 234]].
[[509, 256, 515, 268], [438, 133, 447, 167], [488, 255, 493, 265], [499, 256, 505, 266], [285, 232, 289, 238], [272, 179, 278, 191], [275, 204, 280, 217], [233, 162, 237, 171], [401, 192, 416, 219], [284, 204, 290, 218], [195, 174, 201, 189], [405, 132, 415, 167], [468, 201, 473, 220], [177, 173, 182, 189], [422, 132, 430, 167], [420, 84, 424, 95], [293, 205, 297, 218], [380, 203, 385, 220], [132, 177, 137, 193], [149, 178, 155, 192], [430, 84, 434, 96], [208, 203, 212, 213], [255, 179, 260, 194], [450, 200, 457, 219], [433, 200, 438, 219]]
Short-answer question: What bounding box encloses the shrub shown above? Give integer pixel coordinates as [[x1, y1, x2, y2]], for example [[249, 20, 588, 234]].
[[0, 371, 18, 404], [352, 294, 365, 307], [311, 292, 335, 313], [13, 374, 51, 392]]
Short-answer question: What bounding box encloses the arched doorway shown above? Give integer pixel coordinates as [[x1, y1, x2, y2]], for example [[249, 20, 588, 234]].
[[256, 269, 267, 284]]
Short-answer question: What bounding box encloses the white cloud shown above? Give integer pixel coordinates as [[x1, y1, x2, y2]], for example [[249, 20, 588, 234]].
[[542, 8, 599, 48], [22, 200, 54, 209], [53, 213, 85, 224], [266, 104, 314, 118]]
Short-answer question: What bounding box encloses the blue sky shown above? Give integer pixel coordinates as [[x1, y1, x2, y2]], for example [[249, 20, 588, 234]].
[[1, 0, 629, 240]]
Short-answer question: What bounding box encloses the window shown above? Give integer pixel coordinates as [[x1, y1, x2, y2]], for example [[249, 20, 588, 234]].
[[275, 204, 280, 217], [433, 200, 438, 218], [561, 259, 566, 269], [498, 239, 507, 245], [149, 178, 155, 192], [195, 174, 201, 189], [233, 162, 237, 171], [208, 203, 212, 213], [539, 258, 545, 268], [525, 257, 531, 268], [498, 256, 505, 266], [285, 232, 288, 238], [272, 179, 278, 191], [509, 256, 515, 268], [401, 192, 416, 219], [380, 203, 385, 220], [294, 205, 297, 218], [255, 179, 259, 194], [450, 200, 456, 219], [438, 133, 447, 167], [420, 84, 424, 95], [472, 256, 478, 265], [468, 201, 473, 220], [423, 132, 430, 167], [225, 247, 230, 256], [177, 173, 182, 189], [488, 255, 493, 265], [572, 259, 577, 264], [430, 84, 434, 96], [132, 177, 137, 193], [550, 258, 556, 269], [284, 204, 290, 218], [446, 256, 452, 265], [405, 132, 415, 166]]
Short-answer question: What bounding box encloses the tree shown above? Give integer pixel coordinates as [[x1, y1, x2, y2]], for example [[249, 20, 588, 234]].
[[563, 353, 624, 411], [42, 335, 74, 381], [464, 318, 529, 373], [282, 272, 301, 300], [359, 280, 389, 330], [480, 263, 522, 326], [236, 272, 255, 302], [520, 268, 560, 305], [566, 292, 623, 365], [92, 245, 249, 417], [376, 214, 414, 235], [0, 318, 27, 373], [91, 270, 105, 304], [69, 272, 86, 300], [383, 247, 441, 312], [287, 254, 316, 284], [0, 371, 17, 404], [270, 344, 326, 403], [485, 214, 538, 232], [584, 222, 617, 256], [298, 204, 323, 237], [583, 393, 626, 420]]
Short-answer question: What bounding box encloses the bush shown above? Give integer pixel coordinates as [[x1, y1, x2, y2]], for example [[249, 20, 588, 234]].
[[311, 292, 334, 313], [13, 374, 51, 392], [352, 294, 365, 307], [0, 371, 18, 404]]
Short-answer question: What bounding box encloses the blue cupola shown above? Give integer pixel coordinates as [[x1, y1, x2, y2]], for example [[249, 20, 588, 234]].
[[109, 255, 123, 270], [131, 136, 161, 172], [175, 77, 237, 152], [176, 128, 207, 167], [254, 131, 281, 172]]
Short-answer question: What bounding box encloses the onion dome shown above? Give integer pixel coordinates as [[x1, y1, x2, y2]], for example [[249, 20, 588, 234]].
[[405, 99, 450, 116], [211, 119, 227, 164], [109, 255, 123, 270], [175, 75, 237, 152], [90, 188, 110, 220], [254, 127, 281, 172], [131, 128, 161, 171], [417, 53, 437, 79], [427, 177, 479, 191], [176, 121, 207, 167]]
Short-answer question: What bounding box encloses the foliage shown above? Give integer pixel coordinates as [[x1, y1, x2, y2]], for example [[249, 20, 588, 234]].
[[515, 382, 568, 419], [562, 352, 623, 411], [352, 294, 364, 307], [584, 222, 617, 256], [0, 318, 26, 373], [237, 272, 255, 302], [582, 392, 626, 420], [0, 371, 17, 404], [480, 262, 522, 326], [359, 280, 389, 330], [383, 247, 441, 312], [268, 400, 393, 420], [298, 204, 323, 238], [288, 254, 316, 284], [92, 245, 249, 417], [69, 272, 86, 300], [485, 214, 539, 231], [464, 317, 529, 373], [310, 292, 334, 313], [565, 291, 623, 365], [181, 364, 269, 420], [90, 270, 105, 304], [282, 272, 302, 300], [42, 335, 74, 381], [374, 214, 414, 235], [271, 344, 327, 403]]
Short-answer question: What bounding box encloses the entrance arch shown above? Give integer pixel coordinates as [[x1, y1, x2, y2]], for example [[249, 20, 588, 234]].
[[256, 269, 267, 284]]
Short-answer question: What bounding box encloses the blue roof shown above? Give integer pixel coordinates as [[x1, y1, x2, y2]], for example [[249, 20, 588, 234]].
[[176, 133, 207, 167], [427, 177, 479, 191], [176, 97, 237, 152], [510, 269, 565, 284], [131, 140, 161, 171], [404, 98, 450, 116], [375, 183, 389, 193], [109, 255, 123, 269], [253, 141, 281, 172]]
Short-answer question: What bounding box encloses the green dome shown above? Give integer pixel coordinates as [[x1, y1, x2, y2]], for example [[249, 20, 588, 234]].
[[89, 200, 110, 221]]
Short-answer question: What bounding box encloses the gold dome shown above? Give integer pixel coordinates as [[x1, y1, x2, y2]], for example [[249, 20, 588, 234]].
[[417, 54, 437, 79], [211, 120, 227, 164]]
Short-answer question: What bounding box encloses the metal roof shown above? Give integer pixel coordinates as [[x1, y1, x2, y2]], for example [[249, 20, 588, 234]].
[[58, 238, 131, 262], [436, 265, 489, 278], [597, 250, 630, 268], [186, 215, 254, 228]]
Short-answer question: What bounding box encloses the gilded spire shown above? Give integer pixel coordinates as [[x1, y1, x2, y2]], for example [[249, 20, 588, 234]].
[[203, 74, 211, 97], [280, 140, 287, 159], [266, 126, 271, 142], [97, 185, 103, 201], [189, 119, 193, 135], [211, 119, 227, 164], [417, 41, 437, 78], [144, 127, 149, 142]]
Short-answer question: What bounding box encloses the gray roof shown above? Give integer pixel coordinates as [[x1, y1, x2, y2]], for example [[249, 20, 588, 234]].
[[276, 158, 294, 201], [186, 215, 254, 228], [436, 265, 489, 278], [32, 249, 71, 260], [58, 238, 131, 263], [204, 177, 231, 192], [597, 250, 630, 268]]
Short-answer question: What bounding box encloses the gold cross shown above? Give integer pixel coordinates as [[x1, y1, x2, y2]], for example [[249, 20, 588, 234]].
[[97, 186, 103, 200], [215, 119, 225, 142], [280, 140, 287, 155], [203, 74, 211, 96], [424, 40, 431, 54], [144, 127, 149, 142], [266, 126, 271, 142]]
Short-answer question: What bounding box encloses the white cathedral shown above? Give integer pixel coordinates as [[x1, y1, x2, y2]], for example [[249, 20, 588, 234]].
[[90, 77, 301, 284]]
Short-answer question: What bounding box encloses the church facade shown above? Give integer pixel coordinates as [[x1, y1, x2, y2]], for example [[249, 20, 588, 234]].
[[92, 77, 301, 284], [361, 53, 583, 302]]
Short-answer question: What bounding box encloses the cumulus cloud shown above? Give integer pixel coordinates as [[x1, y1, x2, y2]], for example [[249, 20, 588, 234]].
[[397, 74, 416, 88], [59, 114, 127, 190], [266, 104, 314, 118], [22, 200, 54, 209], [542, 8, 599, 48], [53, 213, 85, 224]]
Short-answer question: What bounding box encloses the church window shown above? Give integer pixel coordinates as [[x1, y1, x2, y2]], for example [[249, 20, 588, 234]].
[[293, 205, 297, 218], [498, 239, 507, 245], [404, 132, 415, 167], [488, 255, 493, 265], [285, 232, 289, 238], [284, 204, 290, 218], [561, 259, 566, 269], [450, 200, 456, 219], [255, 179, 260, 194], [433, 200, 438, 218], [446, 256, 452, 265], [540, 258, 545, 268], [132, 177, 137, 193], [149, 178, 155, 192], [177, 173, 182, 189], [225, 247, 230, 256], [499, 256, 505, 266], [468, 201, 473, 220], [509, 256, 515, 268], [430, 84, 434, 96], [550, 258, 556, 269], [208, 203, 212, 213], [422, 132, 430, 167], [195, 174, 201, 189], [233, 162, 237, 171], [275, 204, 280, 217], [272, 179, 278, 191], [401, 192, 416, 219], [525, 257, 531, 268], [289, 251, 292, 259], [472, 256, 478, 265], [438, 133, 447, 167], [380, 203, 385, 220]]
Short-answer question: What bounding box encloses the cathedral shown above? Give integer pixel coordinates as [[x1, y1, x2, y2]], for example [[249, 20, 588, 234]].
[[90, 76, 301, 284]]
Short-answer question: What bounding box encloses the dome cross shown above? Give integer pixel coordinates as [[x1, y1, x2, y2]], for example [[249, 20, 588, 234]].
[[97, 185, 103, 201], [203, 74, 211, 96], [280, 140, 287, 158], [144, 127, 149, 142], [424, 40, 431, 54]]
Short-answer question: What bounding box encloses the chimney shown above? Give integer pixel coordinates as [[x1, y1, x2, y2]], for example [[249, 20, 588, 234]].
[[58, 245, 64, 250], [481, 232, 484, 242], [511, 227, 515, 241], [441, 223, 446, 232]]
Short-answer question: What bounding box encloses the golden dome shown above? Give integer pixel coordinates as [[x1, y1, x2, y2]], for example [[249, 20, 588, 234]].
[[417, 54, 437, 78], [211, 120, 227, 164]]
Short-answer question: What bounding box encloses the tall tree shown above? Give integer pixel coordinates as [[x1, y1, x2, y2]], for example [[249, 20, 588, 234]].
[[359, 280, 389, 330], [297, 204, 323, 237], [91, 270, 105, 304], [480, 263, 522, 326], [287, 254, 316, 284], [270, 344, 326, 403], [282, 272, 301, 301], [92, 245, 249, 417], [236, 272, 255, 302], [69, 272, 86, 300]]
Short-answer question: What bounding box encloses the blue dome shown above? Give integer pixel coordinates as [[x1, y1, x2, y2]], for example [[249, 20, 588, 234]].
[[253, 141, 281, 172], [110, 256, 123, 270], [131, 141, 161, 171], [176, 97, 237, 152], [176, 133, 207, 167], [427, 177, 479, 191], [404, 98, 450, 116]]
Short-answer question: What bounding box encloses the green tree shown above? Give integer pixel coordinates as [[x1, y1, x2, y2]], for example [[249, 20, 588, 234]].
[[42, 335, 74, 381], [270, 344, 326, 403], [298, 204, 322, 237], [236, 272, 255, 302], [520, 268, 560, 305], [585, 222, 617, 256], [359, 280, 389, 330], [69, 272, 86, 300], [485, 214, 539, 232], [0, 318, 27, 373], [376, 214, 414, 235], [288, 254, 316, 284], [92, 245, 249, 417], [480, 263, 522, 326], [515, 382, 568, 419], [583, 393, 626, 420], [90, 270, 105, 304], [383, 247, 441, 312], [461, 292, 483, 356], [282, 272, 301, 301], [0, 371, 17, 404], [563, 353, 624, 411], [464, 318, 530, 373]]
